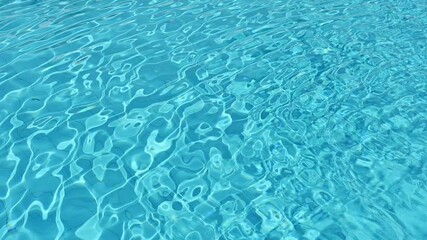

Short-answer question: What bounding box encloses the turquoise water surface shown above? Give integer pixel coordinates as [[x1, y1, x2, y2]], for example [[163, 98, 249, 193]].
[[1, 0, 427, 239]]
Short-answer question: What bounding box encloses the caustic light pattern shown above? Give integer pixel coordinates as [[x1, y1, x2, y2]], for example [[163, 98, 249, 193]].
[[0, 0, 426, 239]]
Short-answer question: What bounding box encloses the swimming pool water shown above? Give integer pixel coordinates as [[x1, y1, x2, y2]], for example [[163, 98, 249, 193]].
[[0, 0, 426, 239]]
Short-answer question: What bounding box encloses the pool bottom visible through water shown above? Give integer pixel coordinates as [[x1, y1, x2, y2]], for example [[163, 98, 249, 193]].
[[0, 0, 426, 240]]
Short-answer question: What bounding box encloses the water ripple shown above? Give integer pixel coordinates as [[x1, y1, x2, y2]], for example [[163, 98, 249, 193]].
[[1, 0, 427, 239]]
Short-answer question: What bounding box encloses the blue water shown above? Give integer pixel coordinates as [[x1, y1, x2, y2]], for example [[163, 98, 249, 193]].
[[0, 0, 426, 239]]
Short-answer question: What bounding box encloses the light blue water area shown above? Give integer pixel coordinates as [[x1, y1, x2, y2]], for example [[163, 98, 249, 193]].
[[0, 0, 426, 239]]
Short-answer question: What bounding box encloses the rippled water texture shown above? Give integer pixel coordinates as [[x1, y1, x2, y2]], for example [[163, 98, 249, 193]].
[[0, 0, 426, 239]]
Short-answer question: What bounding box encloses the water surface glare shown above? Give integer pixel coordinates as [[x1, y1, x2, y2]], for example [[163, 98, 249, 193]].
[[0, 0, 427, 239]]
